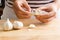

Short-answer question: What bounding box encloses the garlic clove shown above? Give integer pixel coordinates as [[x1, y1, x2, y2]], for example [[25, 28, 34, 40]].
[[39, 11, 48, 15], [31, 9, 48, 15], [35, 10, 48, 15], [3, 19, 13, 31], [13, 21, 23, 30], [29, 24, 36, 28], [35, 10, 41, 15]]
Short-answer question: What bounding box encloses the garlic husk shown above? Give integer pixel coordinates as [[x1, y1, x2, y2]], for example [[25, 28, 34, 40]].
[[13, 21, 23, 29], [29, 24, 36, 28], [31, 9, 36, 15], [3, 19, 13, 31], [35, 10, 48, 15]]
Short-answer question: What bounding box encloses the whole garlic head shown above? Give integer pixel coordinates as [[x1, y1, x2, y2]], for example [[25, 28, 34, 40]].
[[13, 21, 23, 29], [3, 19, 13, 31], [29, 24, 36, 28]]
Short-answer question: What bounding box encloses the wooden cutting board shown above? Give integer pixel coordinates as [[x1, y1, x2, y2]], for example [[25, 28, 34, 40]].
[[0, 18, 60, 40]]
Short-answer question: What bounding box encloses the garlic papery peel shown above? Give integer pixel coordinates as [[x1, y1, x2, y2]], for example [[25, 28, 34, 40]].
[[13, 21, 23, 29], [3, 19, 13, 31], [31, 9, 48, 15], [29, 24, 36, 28]]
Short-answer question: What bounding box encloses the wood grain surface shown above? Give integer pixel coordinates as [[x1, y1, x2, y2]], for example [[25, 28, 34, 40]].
[[0, 18, 60, 40]]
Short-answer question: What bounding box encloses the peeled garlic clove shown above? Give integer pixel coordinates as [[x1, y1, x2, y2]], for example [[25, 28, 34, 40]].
[[3, 19, 13, 31], [35, 10, 48, 15], [40, 11, 48, 15], [13, 21, 23, 30], [35, 10, 41, 15], [29, 24, 36, 28]]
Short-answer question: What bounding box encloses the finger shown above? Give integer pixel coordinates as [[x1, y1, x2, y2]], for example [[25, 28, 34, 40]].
[[23, 1, 31, 12], [41, 15, 56, 23], [37, 6, 53, 12], [14, 1, 31, 15], [37, 6, 49, 10], [18, 15, 30, 18], [13, 1, 22, 11], [21, 14, 31, 18], [14, 8, 31, 17], [37, 15, 56, 23], [13, 7, 31, 19], [13, 0, 31, 16], [35, 11, 56, 19], [13, 1, 27, 13]]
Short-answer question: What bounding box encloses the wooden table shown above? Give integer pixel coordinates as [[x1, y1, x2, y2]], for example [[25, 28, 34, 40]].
[[0, 18, 60, 40]]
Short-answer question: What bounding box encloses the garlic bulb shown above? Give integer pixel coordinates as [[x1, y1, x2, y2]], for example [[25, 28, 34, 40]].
[[29, 24, 36, 28], [13, 21, 23, 29], [3, 19, 13, 31]]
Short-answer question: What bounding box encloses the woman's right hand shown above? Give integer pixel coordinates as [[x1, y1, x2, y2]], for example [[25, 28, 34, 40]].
[[13, 0, 31, 19], [35, 5, 56, 23]]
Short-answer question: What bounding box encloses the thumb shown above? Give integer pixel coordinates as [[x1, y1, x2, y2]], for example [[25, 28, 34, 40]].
[[23, 1, 31, 12]]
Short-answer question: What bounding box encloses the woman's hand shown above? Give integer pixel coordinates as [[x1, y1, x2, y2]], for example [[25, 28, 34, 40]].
[[35, 5, 56, 23], [13, 0, 31, 19]]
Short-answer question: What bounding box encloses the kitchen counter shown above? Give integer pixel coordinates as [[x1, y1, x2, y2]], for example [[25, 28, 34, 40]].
[[0, 18, 60, 40]]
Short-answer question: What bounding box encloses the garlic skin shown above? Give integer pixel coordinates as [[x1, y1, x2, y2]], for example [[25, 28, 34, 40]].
[[31, 9, 48, 15], [29, 24, 36, 28], [3, 19, 13, 31], [31, 9, 36, 15], [35, 10, 48, 15], [13, 21, 23, 29]]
